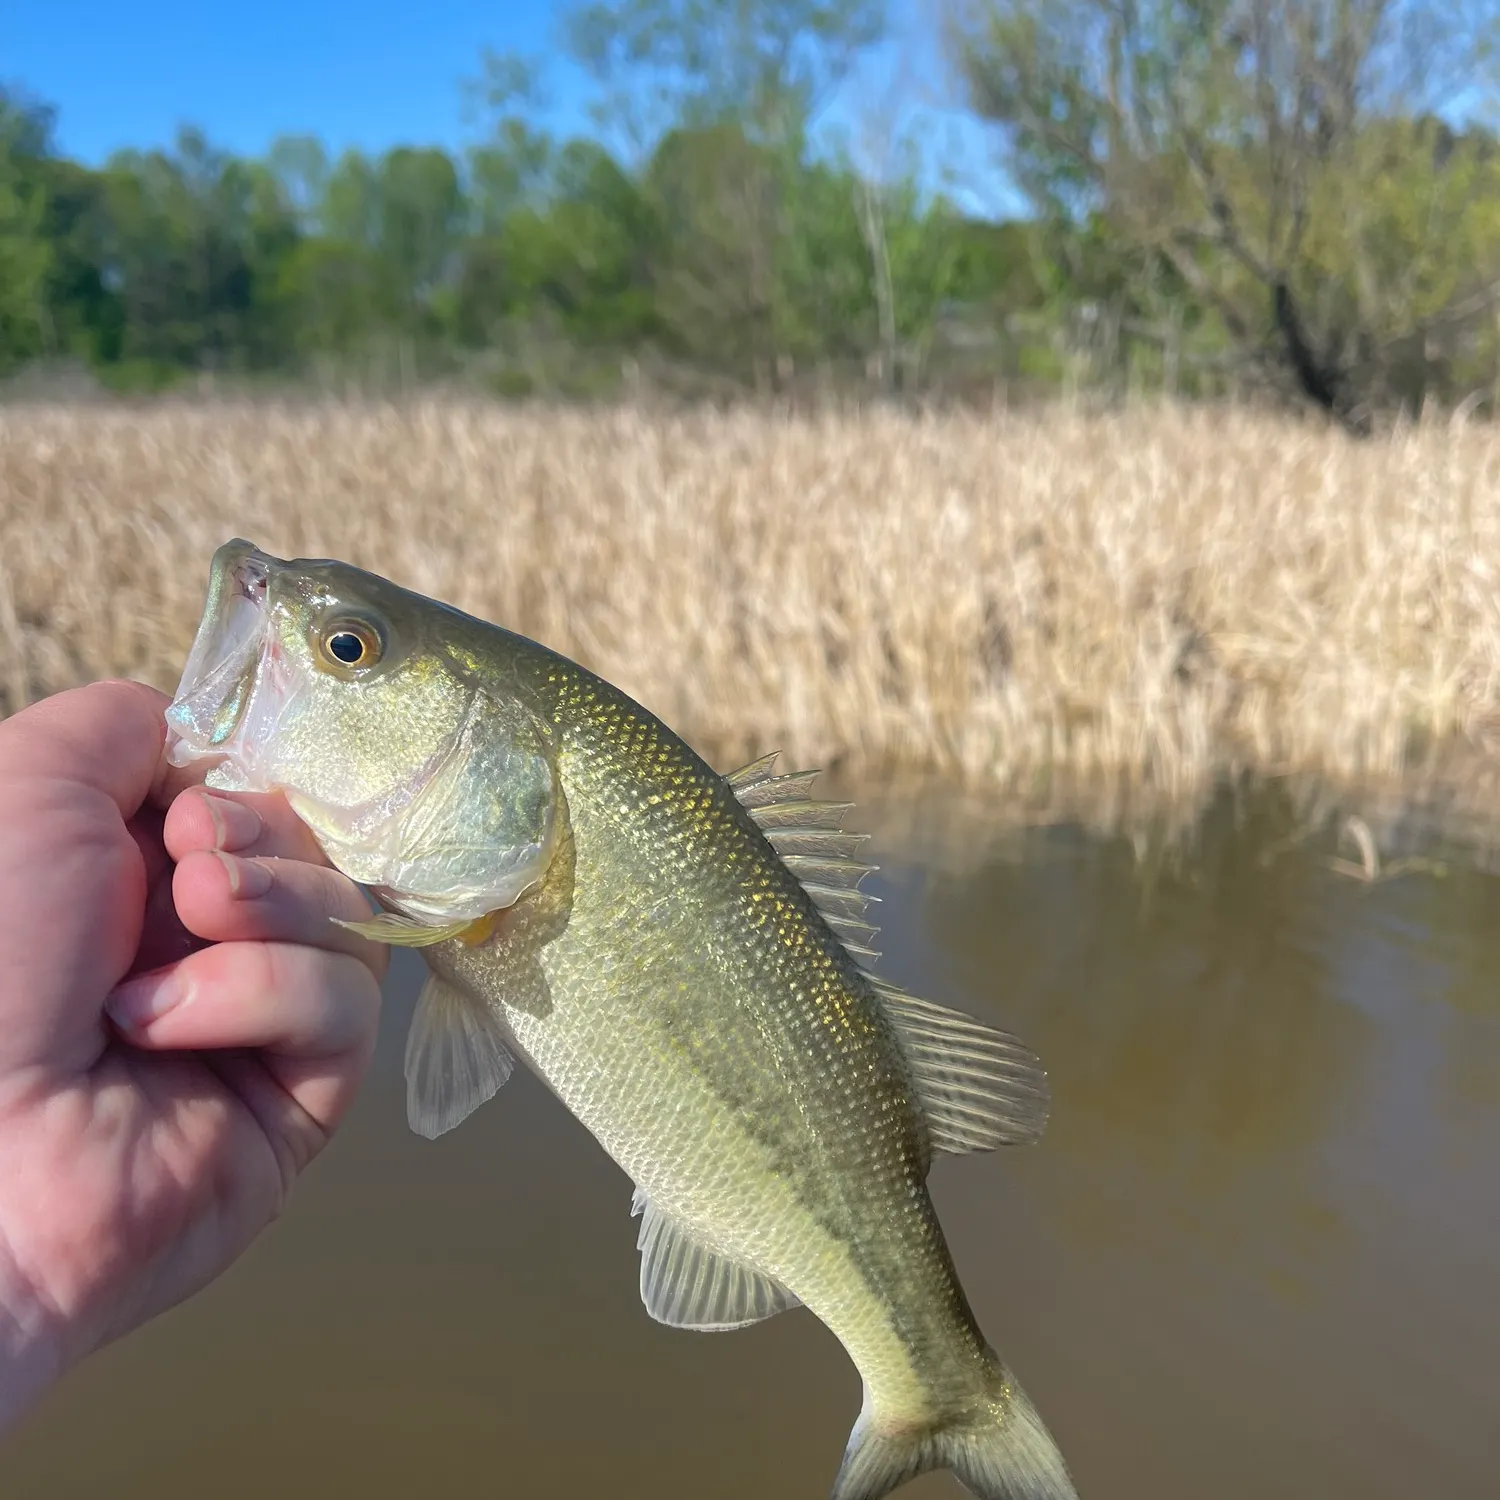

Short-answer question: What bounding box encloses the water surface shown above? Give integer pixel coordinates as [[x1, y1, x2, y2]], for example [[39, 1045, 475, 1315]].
[[6, 782, 1498, 1498]]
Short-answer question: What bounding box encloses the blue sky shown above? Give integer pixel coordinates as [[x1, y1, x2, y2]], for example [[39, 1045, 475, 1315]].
[[3, 1, 558, 162], [2, 0, 1019, 213]]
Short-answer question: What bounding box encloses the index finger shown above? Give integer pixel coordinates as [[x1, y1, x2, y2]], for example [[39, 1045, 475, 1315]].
[[0, 681, 170, 820], [163, 785, 335, 869], [149, 745, 228, 812]]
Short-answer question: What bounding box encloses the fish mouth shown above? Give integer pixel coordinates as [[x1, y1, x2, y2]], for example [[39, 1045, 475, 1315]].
[[164, 538, 293, 783]]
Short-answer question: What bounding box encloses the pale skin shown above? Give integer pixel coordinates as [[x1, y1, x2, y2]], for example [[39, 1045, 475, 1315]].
[[0, 680, 388, 1434]]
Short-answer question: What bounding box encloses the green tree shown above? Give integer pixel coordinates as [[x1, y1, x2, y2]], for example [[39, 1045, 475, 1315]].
[[778, 152, 883, 367], [561, 0, 889, 384], [465, 49, 557, 232], [272, 237, 384, 359], [299, 146, 467, 361], [321, 150, 383, 249], [266, 135, 330, 231], [948, 0, 1500, 422], [644, 121, 785, 380], [378, 148, 464, 329], [35, 155, 124, 365], [564, 0, 887, 147], [450, 137, 658, 392], [89, 129, 300, 380], [3, 39, 1172, 400], [0, 92, 55, 371]]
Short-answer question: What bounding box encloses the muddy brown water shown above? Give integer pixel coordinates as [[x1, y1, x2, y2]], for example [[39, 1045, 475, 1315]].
[[5, 782, 1498, 1499]]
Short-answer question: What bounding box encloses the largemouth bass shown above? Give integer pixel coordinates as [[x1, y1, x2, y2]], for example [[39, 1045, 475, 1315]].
[[164, 539, 1078, 1500]]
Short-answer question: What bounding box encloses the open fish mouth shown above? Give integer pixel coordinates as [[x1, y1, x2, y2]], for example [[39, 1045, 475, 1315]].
[[164, 538, 299, 790]]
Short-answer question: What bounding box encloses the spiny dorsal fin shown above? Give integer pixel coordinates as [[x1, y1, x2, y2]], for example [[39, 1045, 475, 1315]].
[[724, 755, 1050, 1157], [725, 751, 882, 964], [630, 1189, 801, 1331], [724, 751, 781, 789], [872, 978, 1051, 1154]]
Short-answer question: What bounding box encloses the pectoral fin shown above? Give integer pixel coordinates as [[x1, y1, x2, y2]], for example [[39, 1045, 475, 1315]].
[[332, 910, 499, 948], [404, 974, 515, 1139], [631, 1189, 800, 1332]]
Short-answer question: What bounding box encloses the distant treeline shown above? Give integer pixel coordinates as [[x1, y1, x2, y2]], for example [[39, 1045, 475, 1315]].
[[3, 0, 1499, 426], [0, 94, 1070, 402]]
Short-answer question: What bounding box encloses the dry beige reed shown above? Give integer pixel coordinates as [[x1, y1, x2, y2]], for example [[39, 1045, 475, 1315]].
[[2, 397, 1499, 813]]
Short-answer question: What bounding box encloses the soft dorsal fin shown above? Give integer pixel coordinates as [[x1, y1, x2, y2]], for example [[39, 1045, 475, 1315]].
[[725, 752, 882, 963], [631, 1189, 801, 1331], [874, 979, 1051, 1153]]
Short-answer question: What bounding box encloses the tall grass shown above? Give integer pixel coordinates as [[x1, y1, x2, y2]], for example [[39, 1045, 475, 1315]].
[[2, 398, 1498, 818]]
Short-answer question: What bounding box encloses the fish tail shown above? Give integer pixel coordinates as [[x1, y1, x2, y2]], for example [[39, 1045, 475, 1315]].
[[830, 1353, 1078, 1500]]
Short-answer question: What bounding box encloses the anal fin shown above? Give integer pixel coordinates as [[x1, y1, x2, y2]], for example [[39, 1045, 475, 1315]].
[[404, 974, 515, 1139], [631, 1189, 800, 1332]]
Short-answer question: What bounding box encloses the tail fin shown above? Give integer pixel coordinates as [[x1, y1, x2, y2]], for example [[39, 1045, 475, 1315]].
[[830, 1357, 1078, 1500]]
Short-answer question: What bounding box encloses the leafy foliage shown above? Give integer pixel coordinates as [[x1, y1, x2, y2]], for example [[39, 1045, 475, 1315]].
[[949, 0, 1500, 422], [2, 0, 1497, 415]]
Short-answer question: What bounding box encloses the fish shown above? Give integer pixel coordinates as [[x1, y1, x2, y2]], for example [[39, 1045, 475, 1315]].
[[163, 538, 1079, 1500]]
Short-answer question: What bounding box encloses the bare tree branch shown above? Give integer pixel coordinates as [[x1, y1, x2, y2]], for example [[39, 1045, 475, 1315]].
[[948, 0, 1500, 420]]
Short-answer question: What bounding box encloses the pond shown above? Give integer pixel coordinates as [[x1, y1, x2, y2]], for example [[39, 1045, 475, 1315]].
[[6, 779, 1499, 1499]]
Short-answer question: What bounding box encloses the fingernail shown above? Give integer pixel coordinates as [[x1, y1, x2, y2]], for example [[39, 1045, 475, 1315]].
[[217, 851, 273, 899], [202, 793, 262, 851], [107, 969, 192, 1031]]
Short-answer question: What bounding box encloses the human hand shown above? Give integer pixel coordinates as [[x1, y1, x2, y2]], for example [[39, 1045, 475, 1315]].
[[0, 681, 387, 1432]]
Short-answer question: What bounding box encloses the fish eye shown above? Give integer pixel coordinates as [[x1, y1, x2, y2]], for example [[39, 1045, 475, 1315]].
[[328, 632, 365, 664], [317, 617, 384, 673]]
